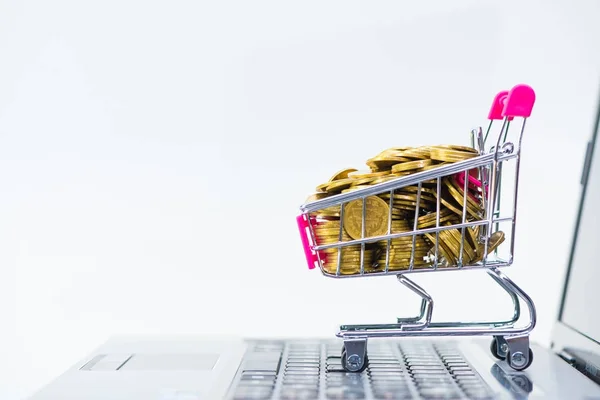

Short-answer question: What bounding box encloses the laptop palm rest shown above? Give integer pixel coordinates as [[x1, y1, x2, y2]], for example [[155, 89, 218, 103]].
[[81, 353, 219, 371]]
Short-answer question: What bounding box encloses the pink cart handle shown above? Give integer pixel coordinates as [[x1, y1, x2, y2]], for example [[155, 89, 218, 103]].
[[503, 84, 535, 118], [455, 170, 481, 189], [488, 90, 514, 121], [296, 214, 318, 270], [454, 172, 484, 201]]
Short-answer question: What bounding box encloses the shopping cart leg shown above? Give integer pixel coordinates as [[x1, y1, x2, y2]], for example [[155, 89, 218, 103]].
[[504, 335, 533, 371], [341, 338, 368, 373], [490, 335, 509, 360], [397, 297, 427, 324], [342, 338, 369, 372], [488, 267, 536, 371], [395, 275, 433, 330]]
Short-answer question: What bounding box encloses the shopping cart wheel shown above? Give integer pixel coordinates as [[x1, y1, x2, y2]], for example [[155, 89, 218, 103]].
[[341, 339, 368, 373], [506, 348, 534, 371], [490, 336, 508, 360]]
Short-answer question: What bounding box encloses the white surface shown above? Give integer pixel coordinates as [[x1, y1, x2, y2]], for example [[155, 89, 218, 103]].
[[1, 0, 600, 398]]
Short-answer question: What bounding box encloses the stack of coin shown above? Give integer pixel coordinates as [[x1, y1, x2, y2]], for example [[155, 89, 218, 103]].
[[313, 219, 377, 275], [373, 220, 432, 271], [305, 144, 504, 274]]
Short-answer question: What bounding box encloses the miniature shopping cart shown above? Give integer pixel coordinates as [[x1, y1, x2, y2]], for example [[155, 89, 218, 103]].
[[296, 84, 537, 372]]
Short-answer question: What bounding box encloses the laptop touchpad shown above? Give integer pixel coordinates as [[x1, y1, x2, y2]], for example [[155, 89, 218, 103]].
[[120, 354, 219, 371], [83, 353, 220, 371]]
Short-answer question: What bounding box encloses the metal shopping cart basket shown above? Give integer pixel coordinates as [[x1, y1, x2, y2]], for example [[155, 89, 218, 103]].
[[296, 84, 537, 372]]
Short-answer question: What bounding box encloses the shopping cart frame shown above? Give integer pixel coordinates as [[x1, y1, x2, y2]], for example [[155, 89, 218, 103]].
[[296, 84, 536, 372]]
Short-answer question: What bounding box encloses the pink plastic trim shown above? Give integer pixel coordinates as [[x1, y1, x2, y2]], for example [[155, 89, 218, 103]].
[[296, 214, 318, 270], [488, 90, 509, 121], [503, 84, 536, 118]]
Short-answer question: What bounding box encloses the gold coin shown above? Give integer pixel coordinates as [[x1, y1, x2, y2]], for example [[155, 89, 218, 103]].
[[392, 204, 426, 212], [416, 208, 454, 220], [315, 182, 330, 192], [313, 226, 344, 233], [305, 192, 331, 203], [314, 220, 342, 227], [311, 212, 339, 220], [326, 177, 376, 193], [441, 228, 476, 262], [343, 196, 390, 240], [445, 177, 481, 208], [323, 177, 355, 193], [391, 159, 433, 173], [430, 148, 478, 163], [315, 236, 353, 244], [324, 257, 375, 264], [438, 230, 461, 259], [431, 144, 478, 153], [323, 265, 360, 275], [341, 185, 373, 193], [376, 259, 431, 268], [475, 231, 506, 262], [384, 146, 414, 152], [323, 258, 374, 266], [435, 194, 468, 219], [379, 193, 437, 204], [419, 163, 447, 171], [370, 175, 403, 185], [366, 159, 407, 171], [377, 239, 429, 249], [315, 233, 352, 241], [424, 232, 457, 265], [348, 169, 390, 179], [314, 212, 340, 219], [324, 253, 372, 260], [384, 249, 430, 259], [319, 246, 362, 254], [323, 248, 375, 255], [349, 177, 378, 186], [442, 186, 482, 220], [466, 226, 479, 250], [329, 168, 358, 182], [395, 186, 437, 195], [395, 147, 431, 159]]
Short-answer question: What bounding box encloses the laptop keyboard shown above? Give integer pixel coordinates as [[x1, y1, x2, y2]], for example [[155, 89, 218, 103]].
[[229, 340, 495, 400]]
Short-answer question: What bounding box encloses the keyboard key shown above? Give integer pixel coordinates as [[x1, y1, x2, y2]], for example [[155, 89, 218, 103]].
[[411, 371, 450, 377], [373, 392, 413, 399], [287, 358, 320, 364], [418, 387, 462, 399], [369, 368, 404, 374], [370, 376, 406, 383], [240, 374, 276, 385], [446, 362, 469, 367], [233, 387, 273, 400], [326, 387, 366, 399], [409, 366, 446, 372], [372, 384, 410, 392], [280, 388, 319, 400], [452, 370, 476, 376], [285, 370, 319, 376], [285, 365, 319, 374], [407, 361, 445, 367], [414, 378, 455, 386], [448, 366, 472, 371], [243, 360, 280, 373]]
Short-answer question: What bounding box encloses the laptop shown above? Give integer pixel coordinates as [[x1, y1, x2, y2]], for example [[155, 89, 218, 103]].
[[29, 105, 600, 400]]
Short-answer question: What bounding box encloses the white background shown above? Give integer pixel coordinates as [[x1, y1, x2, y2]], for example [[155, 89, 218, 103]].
[[1, 0, 600, 398]]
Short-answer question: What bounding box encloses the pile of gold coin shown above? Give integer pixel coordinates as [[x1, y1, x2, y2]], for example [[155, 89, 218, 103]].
[[305, 145, 505, 275]]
